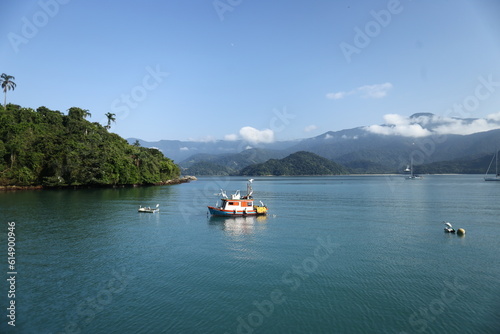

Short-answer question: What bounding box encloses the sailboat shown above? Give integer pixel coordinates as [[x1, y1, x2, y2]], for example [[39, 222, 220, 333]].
[[405, 157, 422, 180], [484, 149, 500, 181]]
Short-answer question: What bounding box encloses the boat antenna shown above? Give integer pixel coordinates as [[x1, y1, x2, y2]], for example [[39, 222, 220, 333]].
[[247, 179, 254, 197]]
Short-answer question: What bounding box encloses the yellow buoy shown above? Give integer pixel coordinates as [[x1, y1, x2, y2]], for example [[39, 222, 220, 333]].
[[457, 228, 466, 236]]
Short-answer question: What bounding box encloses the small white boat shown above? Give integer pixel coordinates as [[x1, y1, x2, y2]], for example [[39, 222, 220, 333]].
[[138, 204, 159, 213], [443, 221, 455, 233]]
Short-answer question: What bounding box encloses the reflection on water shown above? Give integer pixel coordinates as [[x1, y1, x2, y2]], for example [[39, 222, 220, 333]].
[[208, 215, 268, 235], [137, 211, 162, 224]]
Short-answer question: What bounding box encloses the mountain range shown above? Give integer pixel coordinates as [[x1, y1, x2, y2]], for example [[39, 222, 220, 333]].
[[128, 113, 500, 175]]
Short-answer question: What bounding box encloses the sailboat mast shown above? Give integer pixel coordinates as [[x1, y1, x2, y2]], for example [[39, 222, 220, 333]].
[[496, 149, 498, 176]]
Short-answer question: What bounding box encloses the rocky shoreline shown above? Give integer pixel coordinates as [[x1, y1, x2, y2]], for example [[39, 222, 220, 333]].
[[0, 176, 197, 191]]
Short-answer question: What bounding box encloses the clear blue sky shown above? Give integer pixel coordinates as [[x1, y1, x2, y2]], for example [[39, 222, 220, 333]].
[[1, 0, 500, 142]]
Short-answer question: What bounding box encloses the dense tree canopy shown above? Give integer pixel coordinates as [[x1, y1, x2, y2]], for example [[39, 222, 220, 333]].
[[0, 104, 180, 187], [239, 151, 349, 176]]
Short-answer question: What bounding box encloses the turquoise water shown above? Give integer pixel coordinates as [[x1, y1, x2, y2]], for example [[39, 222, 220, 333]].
[[1, 175, 499, 333]]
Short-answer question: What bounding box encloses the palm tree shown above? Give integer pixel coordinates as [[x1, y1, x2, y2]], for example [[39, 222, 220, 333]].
[[104, 112, 116, 130], [68, 107, 91, 119], [1, 73, 16, 109]]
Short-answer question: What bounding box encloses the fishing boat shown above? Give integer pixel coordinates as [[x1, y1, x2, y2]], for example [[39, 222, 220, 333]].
[[484, 149, 500, 181], [405, 156, 422, 180], [138, 204, 159, 213], [208, 179, 268, 217]]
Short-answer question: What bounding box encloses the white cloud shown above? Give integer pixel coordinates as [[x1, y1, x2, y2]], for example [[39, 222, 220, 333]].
[[367, 123, 431, 137], [365, 112, 500, 137], [186, 135, 216, 142], [223, 127, 275, 144], [433, 117, 500, 135], [358, 82, 393, 98], [224, 134, 238, 141], [239, 126, 275, 144], [486, 111, 500, 122], [326, 91, 347, 100], [326, 82, 392, 100], [340, 135, 359, 140], [365, 113, 433, 137], [304, 125, 318, 132], [179, 147, 189, 151]]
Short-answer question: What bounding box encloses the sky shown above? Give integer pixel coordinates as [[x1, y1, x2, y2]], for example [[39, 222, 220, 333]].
[[1, 0, 500, 143]]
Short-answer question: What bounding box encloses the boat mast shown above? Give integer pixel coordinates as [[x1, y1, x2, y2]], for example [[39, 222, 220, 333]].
[[495, 149, 498, 177], [484, 149, 499, 179]]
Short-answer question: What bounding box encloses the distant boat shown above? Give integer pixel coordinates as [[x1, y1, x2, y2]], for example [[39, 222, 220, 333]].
[[138, 204, 159, 213], [443, 221, 456, 233], [484, 149, 500, 181], [405, 157, 422, 180], [208, 179, 268, 217]]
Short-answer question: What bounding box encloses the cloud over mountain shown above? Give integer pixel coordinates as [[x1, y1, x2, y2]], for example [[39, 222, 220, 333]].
[[224, 126, 275, 144], [364, 112, 500, 137], [304, 125, 318, 132]]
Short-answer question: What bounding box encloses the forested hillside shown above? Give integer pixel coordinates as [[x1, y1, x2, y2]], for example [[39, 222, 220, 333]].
[[0, 105, 180, 187], [239, 151, 349, 176]]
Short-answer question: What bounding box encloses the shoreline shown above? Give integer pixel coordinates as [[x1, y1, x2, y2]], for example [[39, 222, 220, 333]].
[[0, 176, 197, 191]]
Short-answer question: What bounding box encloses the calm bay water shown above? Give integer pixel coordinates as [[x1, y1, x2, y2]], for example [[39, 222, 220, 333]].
[[1, 175, 499, 334]]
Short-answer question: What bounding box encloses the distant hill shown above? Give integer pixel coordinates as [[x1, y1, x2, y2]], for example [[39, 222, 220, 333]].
[[128, 138, 297, 163], [417, 154, 494, 174], [239, 151, 349, 176], [181, 148, 290, 175], [131, 113, 500, 175], [183, 161, 234, 176]]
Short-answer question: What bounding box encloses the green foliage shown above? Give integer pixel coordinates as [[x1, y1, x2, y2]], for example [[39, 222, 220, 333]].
[[0, 106, 180, 186], [417, 154, 494, 174], [185, 161, 236, 176], [239, 151, 349, 176]]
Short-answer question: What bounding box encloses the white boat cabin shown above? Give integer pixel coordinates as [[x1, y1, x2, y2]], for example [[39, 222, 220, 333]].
[[221, 198, 254, 210]]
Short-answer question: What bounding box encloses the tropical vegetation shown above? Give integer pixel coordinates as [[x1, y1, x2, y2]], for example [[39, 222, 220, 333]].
[[0, 104, 180, 187], [239, 151, 349, 176], [1, 73, 16, 109]]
